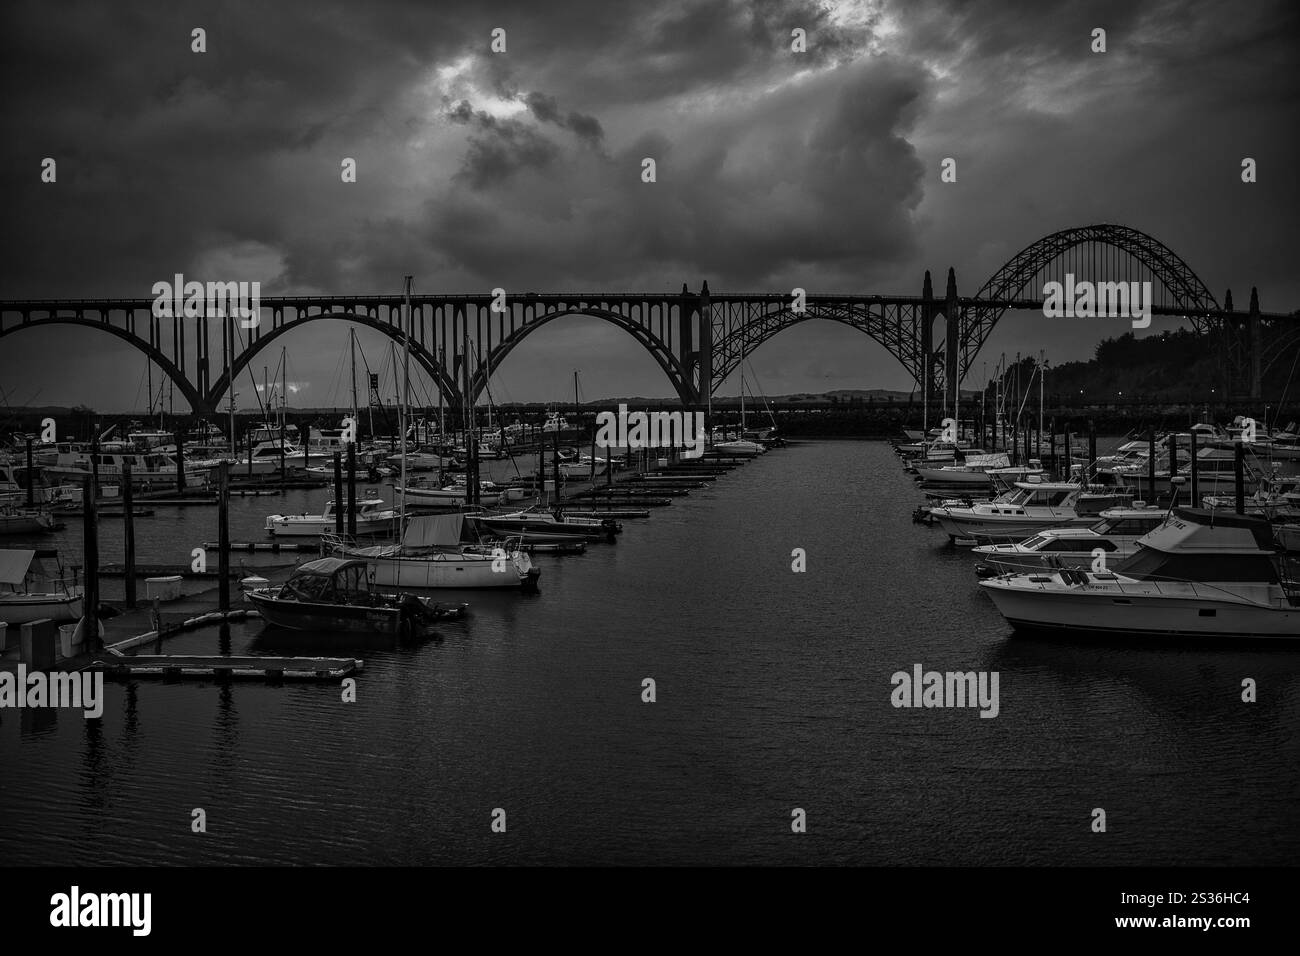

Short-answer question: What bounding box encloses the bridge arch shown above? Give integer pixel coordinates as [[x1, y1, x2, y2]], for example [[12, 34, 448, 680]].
[[206, 309, 460, 413], [0, 316, 206, 414], [472, 308, 690, 404], [960, 223, 1220, 379], [709, 301, 926, 394]]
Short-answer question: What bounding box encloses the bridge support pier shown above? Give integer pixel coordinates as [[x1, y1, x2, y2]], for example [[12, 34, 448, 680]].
[[920, 271, 936, 425], [944, 267, 960, 419], [1249, 287, 1262, 401]]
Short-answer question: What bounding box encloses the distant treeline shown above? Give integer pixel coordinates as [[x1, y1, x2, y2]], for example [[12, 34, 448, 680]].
[[995, 329, 1300, 406]]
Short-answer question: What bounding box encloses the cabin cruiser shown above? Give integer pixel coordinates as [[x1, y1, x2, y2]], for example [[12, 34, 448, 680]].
[[245, 557, 466, 636], [386, 450, 456, 472], [41, 446, 210, 487], [469, 506, 621, 540], [971, 506, 1168, 575], [0, 460, 59, 506], [980, 507, 1300, 639], [559, 456, 609, 478], [915, 452, 1018, 486], [331, 513, 538, 590], [1117, 446, 1273, 498], [929, 479, 1132, 542], [265, 497, 398, 537]]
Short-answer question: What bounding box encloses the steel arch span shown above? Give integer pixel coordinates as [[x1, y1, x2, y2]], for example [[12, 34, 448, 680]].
[[470, 306, 691, 405], [0, 314, 206, 413], [959, 223, 1221, 381], [707, 297, 928, 395], [207, 308, 459, 415]]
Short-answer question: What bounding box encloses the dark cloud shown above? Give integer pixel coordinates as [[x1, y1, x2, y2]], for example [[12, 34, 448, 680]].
[[0, 0, 1296, 408]]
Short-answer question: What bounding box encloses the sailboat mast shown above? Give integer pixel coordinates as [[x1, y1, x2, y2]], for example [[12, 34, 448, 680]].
[[740, 368, 746, 435], [1038, 351, 1045, 459], [437, 346, 445, 485], [281, 346, 288, 439], [350, 329, 359, 440]]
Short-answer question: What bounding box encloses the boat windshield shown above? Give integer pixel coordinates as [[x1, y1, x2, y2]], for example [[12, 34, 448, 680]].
[[1114, 547, 1281, 584]]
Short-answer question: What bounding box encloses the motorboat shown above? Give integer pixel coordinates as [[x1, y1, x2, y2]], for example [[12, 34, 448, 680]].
[[558, 456, 609, 478], [0, 548, 84, 624], [246, 557, 467, 636], [928, 479, 1132, 542], [386, 451, 455, 472], [330, 513, 539, 590], [265, 497, 398, 537], [470, 506, 621, 540], [979, 507, 1300, 639], [42, 446, 210, 487], [971, 506, 1168, 575]]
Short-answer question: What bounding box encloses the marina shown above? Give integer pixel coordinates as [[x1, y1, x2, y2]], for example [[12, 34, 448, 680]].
[[2, 0, 1297, 905]]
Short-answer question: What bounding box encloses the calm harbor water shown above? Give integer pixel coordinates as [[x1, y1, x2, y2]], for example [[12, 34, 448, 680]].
[[2, 439, 1298, 865]]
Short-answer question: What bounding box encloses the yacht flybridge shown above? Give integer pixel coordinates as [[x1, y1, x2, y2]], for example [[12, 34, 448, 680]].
[[979, 508, 1300, 639]]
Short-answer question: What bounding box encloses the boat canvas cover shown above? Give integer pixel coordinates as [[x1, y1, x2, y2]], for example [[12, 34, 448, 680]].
[[0, 549, 35, 585], [401, 513, 464, 548]]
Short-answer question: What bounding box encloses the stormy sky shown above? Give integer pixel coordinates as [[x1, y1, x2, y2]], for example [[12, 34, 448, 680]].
[[1, 0, 1296, 413]]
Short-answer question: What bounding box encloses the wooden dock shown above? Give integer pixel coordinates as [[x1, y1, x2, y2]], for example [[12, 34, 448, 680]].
[[93, 650, 362, 681], [201, 540, 322, 553]]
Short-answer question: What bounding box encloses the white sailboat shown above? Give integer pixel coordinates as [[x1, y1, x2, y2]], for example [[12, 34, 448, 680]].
[[714, 370, 766, 457], [338, 512, 537, 590], [0, 549, 83, 624], [329, 277, 537, 591]]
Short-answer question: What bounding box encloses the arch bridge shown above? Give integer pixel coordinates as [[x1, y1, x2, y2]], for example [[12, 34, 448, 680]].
[[0, 225, 1288, 417]]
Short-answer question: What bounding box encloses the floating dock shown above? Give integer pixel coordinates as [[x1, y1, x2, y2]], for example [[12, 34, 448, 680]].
[[93, 649, 362, 681]]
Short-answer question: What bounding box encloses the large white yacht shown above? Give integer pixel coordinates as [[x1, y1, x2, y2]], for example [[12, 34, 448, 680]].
[[980, 507, 1300, 639]]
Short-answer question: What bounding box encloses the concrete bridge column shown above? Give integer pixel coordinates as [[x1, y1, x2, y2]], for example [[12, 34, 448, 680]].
[[944, 268, 960, 418], [1248, 287, 1262, 401], [920, 271, 935, 423], [697, 281, 711, 411]]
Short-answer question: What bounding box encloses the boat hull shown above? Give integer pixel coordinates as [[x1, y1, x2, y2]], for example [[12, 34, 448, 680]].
[[247, 589, 402, 634], [0, 513, 56, 535], [980, 580, 1300, 639], [0, 591, 84, 624], [357, 552, 537, 590], [266, 517, 396, 537]]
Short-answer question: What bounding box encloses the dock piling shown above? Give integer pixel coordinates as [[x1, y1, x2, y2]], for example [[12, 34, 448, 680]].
[[25, 436, 34, 507], [346, 443, 357, 538], [333, 452, 344, 535], [82, 475, 101, 652], [218, 461, 230, 613], [123, 459, 137, 608]]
